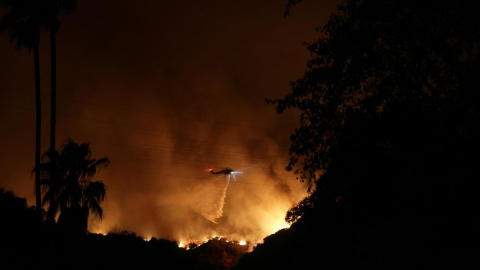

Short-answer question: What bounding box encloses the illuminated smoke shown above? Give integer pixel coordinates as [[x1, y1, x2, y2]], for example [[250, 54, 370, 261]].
[[0, 0, 336, 246]]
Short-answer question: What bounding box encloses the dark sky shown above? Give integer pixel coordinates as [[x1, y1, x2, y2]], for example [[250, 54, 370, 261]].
[[0, 0, 340, 243]]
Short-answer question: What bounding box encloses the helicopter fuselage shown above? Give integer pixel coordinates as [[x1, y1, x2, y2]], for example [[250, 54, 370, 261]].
[[210, 168, 234, 175]]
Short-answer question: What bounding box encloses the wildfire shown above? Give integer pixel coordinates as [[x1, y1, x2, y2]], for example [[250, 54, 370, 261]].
[[85, 167, 308, 251], [269, 218, 291, 233], [89, 204, 295, 250], [175, 236, 253, 251]]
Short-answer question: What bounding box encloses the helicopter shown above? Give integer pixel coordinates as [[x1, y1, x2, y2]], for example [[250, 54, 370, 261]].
[[209, 168, 235, 175]]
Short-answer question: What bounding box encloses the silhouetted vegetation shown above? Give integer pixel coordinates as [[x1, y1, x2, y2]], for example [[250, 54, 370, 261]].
[[0, 189, 248, 269], [39, 138, 110, 235], [189, 238, 249, 270], [0, 0, 44, 209], [236, 0, 480, 269], [3, 0, 480, 268], [0, 0, 77, 209], [44, 0, 77, 155]]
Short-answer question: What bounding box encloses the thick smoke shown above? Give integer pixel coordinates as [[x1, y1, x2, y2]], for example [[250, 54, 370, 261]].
[[82, 90, 309, 243], [0, 0, 340, 244]]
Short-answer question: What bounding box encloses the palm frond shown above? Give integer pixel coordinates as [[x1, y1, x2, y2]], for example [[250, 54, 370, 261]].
[[86, 181, 106, 201], [37, 137, 109, 227], [95, 157, 110, 168], [86, 198, 103, 220]]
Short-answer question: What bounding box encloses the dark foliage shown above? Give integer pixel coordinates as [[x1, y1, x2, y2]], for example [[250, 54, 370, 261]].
[[236, 0, 480, 269], [236, 107, 480, 269], [0, 188, 248, 269], [39, 138, 109, 235], [269, 0, 480, 185], [189, 238, 249, 270]]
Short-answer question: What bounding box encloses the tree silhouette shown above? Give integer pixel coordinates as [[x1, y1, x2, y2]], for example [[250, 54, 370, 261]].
[[246, 0, 480, 268], [0, 188, 45, 269], [269, 0, 480, 187], [43, 0, 76, 155], [39, 138, 110, 235], [283, 0, 305, 16], [0, 0, 45, 209]]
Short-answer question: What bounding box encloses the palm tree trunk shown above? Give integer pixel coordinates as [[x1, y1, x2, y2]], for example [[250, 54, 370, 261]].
[[49, 30, 56, 154], [34, 43, 42, 210]]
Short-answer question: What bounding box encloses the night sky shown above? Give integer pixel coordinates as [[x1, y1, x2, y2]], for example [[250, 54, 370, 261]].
[[0, 0, 340, 243]]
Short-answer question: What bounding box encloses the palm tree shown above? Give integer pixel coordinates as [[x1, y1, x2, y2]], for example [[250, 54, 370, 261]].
[[44, 0, 76, 155], [40, 138, 110, 234], [0, 0, 44, 209]]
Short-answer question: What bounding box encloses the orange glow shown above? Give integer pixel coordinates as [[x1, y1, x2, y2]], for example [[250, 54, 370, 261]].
[[267, 216, 291, 233], [1, 0, 331, 255], [87, 171, 307, 247]]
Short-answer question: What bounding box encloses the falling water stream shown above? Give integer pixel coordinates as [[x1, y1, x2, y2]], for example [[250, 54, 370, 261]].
[[197, 175, 231, 223]]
